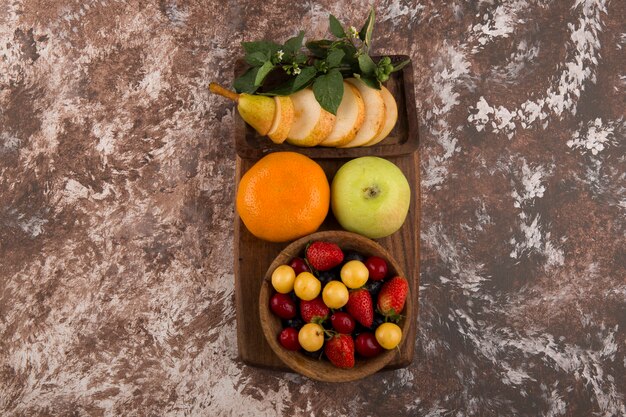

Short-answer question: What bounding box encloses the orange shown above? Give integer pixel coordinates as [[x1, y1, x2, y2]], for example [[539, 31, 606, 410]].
[[236, 152, 330, 242]]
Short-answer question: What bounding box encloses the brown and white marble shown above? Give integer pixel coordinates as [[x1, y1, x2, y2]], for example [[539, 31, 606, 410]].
[[1, 1, 625, 416]]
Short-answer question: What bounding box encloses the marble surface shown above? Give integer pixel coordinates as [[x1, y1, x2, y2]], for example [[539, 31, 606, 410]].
[[1, 1, 625, 416]]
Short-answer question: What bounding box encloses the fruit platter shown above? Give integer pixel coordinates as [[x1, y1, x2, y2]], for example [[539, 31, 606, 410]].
[[212, 8, 420, 377]]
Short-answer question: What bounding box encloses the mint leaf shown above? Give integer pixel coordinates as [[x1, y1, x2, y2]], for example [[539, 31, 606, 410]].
[[325, 49, 345, 69], [329, 15, 346, 38], [293, 66, 318, 91], [283, 31, 305, 56], [336, 43, 358, 71], [242, 40, 281, 57], [358, 7, 375, 48], [294, 53, 308, 64], [254, 61, 274, 86], [306, 40, 333, 58], [233, 67, 260, 94], [245, 51, 268, 66], [259, 79, 296, 96], [312, 68, 343, 115], [358, 54, 377, 75], [359, 75, 380, 90]]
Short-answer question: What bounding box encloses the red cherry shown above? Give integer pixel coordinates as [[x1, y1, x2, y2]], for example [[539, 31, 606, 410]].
[[279, 327, 301, 351], [365, 256, 388, 281], [355, 332, 384, 358], [289, 257, 310, 275], [330, 312, 356, 334], [270, 293, 297, 319]]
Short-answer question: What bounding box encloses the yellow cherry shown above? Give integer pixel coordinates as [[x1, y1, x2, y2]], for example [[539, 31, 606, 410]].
[[298, 323, 325, 352], [322, 281, 349, 309], [271, 265, 296, 294], [293, 272, 321, 301], [340, 260, 369, 289], [375, 322, 402, 349]]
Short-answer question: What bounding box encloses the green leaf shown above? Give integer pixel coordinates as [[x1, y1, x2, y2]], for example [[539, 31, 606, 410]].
[[312, 68, 344, 115], [358, 54, 377, 75], [325, 49, 345, 69], [293, 66, 318, 91], [245, 51, 268, 66], [359, 75, 381, 90], [259, 79, 296, 96], [294, 53, 308, 64], [358, 7, 375, 48], [329, 15, 346, 38], [283, 31, 305, 56], [337, 43, 358, 69], [242, 40, 281, 57], [306, 39, 333, 58], [233, 67, 260, 94], [391, 58, 411, 72], [254, 61, 274, 86]]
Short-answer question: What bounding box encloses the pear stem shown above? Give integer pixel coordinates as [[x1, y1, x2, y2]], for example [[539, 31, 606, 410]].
[[209, 82, 239, 102]]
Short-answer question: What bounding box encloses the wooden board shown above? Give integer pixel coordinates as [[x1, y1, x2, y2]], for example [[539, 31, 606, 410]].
[[233, 57, 420, 371]]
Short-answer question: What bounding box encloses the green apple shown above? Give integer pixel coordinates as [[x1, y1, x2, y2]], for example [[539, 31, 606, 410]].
[[331, 157, 410, 238]]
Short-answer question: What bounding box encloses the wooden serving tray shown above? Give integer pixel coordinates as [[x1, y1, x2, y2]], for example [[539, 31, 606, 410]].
[[233, 56, 420, 371]]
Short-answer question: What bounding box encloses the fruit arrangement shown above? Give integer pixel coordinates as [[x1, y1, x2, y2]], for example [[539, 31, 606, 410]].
[[236, 152, 411, 242], [267, 240, 408, 368], [210, 79, 397, 148], [209, 8, 407, 148]]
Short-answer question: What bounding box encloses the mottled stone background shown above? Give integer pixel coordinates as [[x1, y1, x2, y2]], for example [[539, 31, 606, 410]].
[[1, 0, 625, 416]]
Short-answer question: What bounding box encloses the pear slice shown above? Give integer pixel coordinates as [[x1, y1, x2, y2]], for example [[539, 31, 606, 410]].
[[320, 82, 365, 147], [267, 96, 294, 144], [364, 85, 398, 146], [209, 82, 276, 136], [339, 78, 386, 148], [286, 88, 335, 147]]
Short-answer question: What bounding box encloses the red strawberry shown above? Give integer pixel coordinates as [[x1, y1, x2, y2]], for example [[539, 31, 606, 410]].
[[305, 241, 344, 271], [300, 297, 330, 324], [346, 289, 373, 327], [324, 334, 355, 368], [377, 276, 408, 321]]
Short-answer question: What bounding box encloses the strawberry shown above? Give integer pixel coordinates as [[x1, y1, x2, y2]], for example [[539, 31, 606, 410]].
[[300, 297, 330, 324], [346, 289, 373, 327], [377, 276, 408, 322], [305, 241, 344, 271], [324, 334, 355, 368]]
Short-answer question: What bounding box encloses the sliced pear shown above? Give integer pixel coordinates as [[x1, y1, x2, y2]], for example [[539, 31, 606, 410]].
[[209, 82, 276, 136], [286, 88, 335, 147], [267, 96, 294, 144], [320, 82, 365, 147], [339, 78, 386, 148], [364, 85, 398, 146]]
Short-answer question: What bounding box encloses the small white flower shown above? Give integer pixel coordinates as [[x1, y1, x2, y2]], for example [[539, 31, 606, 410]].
[[349, 26, 359, 38], [293, 67, 301, 75], [276, 50, 284, 61]]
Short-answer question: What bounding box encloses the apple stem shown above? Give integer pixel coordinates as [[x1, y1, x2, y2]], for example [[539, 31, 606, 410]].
[[363, 185, 381, 199], [209, 82, 239, 102]]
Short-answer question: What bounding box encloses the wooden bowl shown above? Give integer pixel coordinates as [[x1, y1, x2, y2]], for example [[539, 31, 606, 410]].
[[259, 230, 412, 382]]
